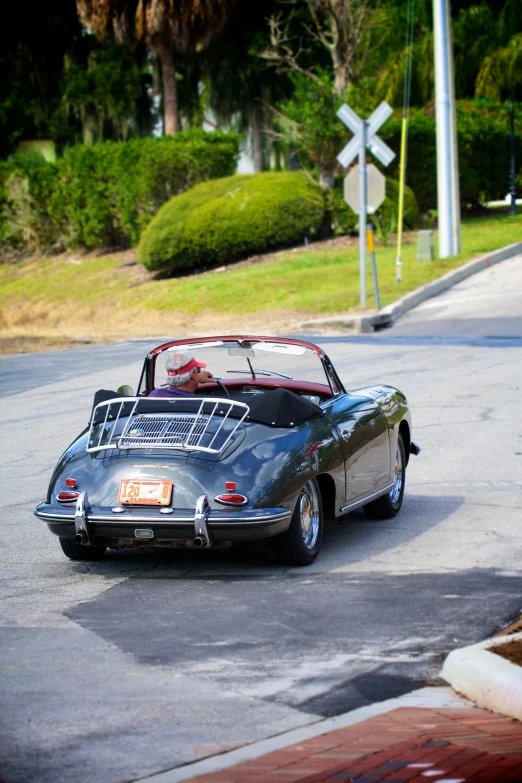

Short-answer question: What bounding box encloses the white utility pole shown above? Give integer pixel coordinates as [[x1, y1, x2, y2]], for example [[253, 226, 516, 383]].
[[433, 0, 461, 258]]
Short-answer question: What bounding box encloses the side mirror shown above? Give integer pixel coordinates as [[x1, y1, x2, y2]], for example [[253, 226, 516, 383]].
[[117, 384, 134, 397]]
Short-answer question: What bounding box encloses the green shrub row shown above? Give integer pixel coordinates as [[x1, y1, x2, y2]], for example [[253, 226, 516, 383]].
[[0, 130, 240, 253], [138, 172, 418, 276], [380, 105, 522, 212]]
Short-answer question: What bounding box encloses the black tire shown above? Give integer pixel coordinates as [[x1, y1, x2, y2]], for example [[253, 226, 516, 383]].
[[59, 537, 106, 561], [274, 478, 323, 566], [363, 432, 406, 519]]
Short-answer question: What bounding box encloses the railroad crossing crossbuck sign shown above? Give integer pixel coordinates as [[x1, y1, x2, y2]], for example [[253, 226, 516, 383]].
[[337, 101, 395, 307]]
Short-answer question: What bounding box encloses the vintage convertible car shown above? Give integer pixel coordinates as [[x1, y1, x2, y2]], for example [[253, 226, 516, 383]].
[[34, 335, 419, 566]]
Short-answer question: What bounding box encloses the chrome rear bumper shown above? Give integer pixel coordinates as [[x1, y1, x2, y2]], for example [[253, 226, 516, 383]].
[[34, 493, 291, 545]]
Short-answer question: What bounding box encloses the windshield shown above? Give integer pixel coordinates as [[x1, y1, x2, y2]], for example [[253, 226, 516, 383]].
[[153, 339, 332, 389]]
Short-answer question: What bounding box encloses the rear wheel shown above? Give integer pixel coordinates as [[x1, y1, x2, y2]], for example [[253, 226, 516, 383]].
[[363, 432, 406, 519], [59, 537, 106, 561], [274, 478, 323, 566]]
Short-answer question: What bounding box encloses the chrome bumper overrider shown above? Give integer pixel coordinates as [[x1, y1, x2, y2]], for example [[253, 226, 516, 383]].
[[194, 494, 212, 547]]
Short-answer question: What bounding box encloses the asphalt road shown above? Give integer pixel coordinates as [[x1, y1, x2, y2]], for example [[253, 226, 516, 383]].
[[1, 254, 522, 783]]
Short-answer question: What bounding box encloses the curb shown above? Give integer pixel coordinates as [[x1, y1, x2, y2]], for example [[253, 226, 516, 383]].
[[300, 240, 522, 334], [442, 631, 522, 721], [132, 686, 469, 783]]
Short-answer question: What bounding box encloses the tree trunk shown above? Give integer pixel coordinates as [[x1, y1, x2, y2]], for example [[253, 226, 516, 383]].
[[333, 68, 349, 97], [157, 39, 180, 135], [252, 103, 263, 172], [83, 113, 95, 145], [319, 168, 335, 189]]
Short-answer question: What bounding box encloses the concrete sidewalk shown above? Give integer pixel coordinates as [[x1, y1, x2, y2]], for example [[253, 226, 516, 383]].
[[175, 705, 522, 783]]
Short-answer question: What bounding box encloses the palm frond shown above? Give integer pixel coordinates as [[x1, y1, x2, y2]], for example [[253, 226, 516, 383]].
[[475, 33, 522, 99]]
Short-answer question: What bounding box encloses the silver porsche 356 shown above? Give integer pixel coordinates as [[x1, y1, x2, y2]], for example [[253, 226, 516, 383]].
[[34, 335, 420, 566]]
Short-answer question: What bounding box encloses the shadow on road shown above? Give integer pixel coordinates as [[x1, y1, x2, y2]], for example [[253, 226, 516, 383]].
[[65, 493, 464, 580]]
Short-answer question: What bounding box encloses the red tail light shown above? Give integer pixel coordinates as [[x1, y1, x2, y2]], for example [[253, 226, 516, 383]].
[[225, 481, 236, 490], [65, 478, 77, 488], [215, 493, 248, 506], [57, 491, 80, 503]]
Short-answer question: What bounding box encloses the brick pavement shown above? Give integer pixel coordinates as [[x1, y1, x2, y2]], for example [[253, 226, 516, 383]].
[[185, 708, 522, 783]]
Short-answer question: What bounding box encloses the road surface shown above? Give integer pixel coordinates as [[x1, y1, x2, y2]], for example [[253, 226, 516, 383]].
[[1, 254, 521, 783]]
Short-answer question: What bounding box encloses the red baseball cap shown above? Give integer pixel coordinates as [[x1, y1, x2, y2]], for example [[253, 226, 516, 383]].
[[165, 349, 206, 377]]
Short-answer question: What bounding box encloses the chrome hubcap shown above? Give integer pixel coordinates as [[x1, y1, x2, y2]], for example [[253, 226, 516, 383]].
[[299, 481, 320, 550], [390, 442, 403, 505]]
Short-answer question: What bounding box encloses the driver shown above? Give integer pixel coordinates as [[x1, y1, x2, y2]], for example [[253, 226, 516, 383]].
[[148, 348, 214, 397]]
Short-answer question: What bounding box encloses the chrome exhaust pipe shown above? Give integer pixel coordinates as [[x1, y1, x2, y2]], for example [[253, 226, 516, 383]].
[[192, 536, 206, 547], [74, 531, 88, 544]]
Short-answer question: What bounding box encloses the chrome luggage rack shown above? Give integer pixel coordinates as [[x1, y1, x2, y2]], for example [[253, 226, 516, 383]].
[[87, 397, 249, 456]]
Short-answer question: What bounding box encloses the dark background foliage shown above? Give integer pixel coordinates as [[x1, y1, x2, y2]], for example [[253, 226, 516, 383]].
[[0, 0, 520, 260], [381, 103, 522, 211]]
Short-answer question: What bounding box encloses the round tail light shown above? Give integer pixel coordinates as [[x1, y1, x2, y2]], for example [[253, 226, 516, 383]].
[[57, 491, 80, 503], [215, 493, 248, 506]]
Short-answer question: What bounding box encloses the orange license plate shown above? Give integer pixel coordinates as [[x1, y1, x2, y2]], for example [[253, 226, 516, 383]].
[[118, 479, 172, 506]]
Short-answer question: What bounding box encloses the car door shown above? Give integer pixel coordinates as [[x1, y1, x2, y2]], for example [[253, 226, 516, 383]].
[[323, 393, 390, 503]]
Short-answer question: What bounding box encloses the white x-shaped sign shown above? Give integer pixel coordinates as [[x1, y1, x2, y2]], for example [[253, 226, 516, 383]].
[[337, 101, 396, 168]]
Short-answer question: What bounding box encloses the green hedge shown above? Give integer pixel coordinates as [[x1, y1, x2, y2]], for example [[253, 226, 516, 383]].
[[138, 172, 326, 276], [380, 103, 522, 211], [0, 130, 240, 253]]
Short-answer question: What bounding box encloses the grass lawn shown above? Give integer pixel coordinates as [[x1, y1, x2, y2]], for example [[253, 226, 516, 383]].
[[0, 211, 520, 350]]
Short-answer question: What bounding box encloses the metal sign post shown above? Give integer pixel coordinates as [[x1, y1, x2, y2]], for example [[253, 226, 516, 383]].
[[509, 102, 517, 217], [337, 102, 395, 307], [359, 122, 368, 305], [367, 225, 381, 310]]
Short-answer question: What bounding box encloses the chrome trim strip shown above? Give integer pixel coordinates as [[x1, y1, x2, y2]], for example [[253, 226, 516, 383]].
[[214, 494, 248, 506], [339, 482, 395, 514], [35, 509, 291, 526]]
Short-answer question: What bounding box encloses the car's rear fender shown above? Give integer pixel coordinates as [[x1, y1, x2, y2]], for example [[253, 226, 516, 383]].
[[45, 417, 344, 513]]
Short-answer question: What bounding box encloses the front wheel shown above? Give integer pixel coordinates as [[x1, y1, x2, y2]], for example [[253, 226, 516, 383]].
[[363, 432, 406, 519], [274, 478, 323, 566], [59, 537, 106, 561]]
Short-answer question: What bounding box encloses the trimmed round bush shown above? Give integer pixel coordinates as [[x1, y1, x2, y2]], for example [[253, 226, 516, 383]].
[[138, 172, 326, 276]]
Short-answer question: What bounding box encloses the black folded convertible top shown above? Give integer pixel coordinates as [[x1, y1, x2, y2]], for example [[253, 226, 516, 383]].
[[91, 387, 323, 428], [244, 388, 323, 426]]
